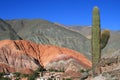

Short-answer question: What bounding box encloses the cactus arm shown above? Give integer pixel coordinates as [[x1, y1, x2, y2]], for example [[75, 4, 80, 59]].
[[101, 30, 110, 49]]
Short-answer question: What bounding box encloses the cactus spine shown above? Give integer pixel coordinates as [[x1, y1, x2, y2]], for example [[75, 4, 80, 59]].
[[92, 6, 110, 76]]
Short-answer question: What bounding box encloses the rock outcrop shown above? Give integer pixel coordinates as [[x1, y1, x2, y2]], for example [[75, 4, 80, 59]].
[[93, 51, 120, 79], [0, 40, 91, 74]]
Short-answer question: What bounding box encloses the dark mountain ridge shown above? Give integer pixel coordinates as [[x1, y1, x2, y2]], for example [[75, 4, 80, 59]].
[[0, 19, 21, 40]]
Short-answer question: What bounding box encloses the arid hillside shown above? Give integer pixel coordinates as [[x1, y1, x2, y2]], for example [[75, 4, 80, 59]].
[[0, 40, 91, 74], [0, 19, 21, 40]]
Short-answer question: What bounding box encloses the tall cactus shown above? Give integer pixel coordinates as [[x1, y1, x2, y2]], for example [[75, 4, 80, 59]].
[[92, 6, 110, 76], [92, 6, 101, 68]]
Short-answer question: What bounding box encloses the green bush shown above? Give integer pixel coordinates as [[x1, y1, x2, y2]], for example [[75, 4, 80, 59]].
[[28, 71, 39, 80], [66, 78, 72, 80], [80, 69, 85, 73], [21, 74, 29, 78], [36, 67, 46, 72], [0, 77, 11, 80], [0, 72, 5, 77], [63, 78, 72, 80], [48, 69, 55, 72], [13, 72, 21, 77], [48, 78, 53, 80], [48, 68, 64, 72], [59, 68, 65, 72]]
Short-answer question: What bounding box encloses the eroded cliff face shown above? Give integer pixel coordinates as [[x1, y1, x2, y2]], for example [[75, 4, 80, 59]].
[[94, 52, 120, 78], [0, 40, 91, 74], [0, 40, 41, 74]]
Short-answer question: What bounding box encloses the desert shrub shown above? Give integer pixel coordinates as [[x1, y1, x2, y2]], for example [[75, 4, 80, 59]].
[[48, 78, 53, 80], [36, 67, 46, 72], [49, 68, 64, 72], [80, 69, 90, 73], [62, 78, 72, 80], [65, 78, 72, 80], [48, 68, 56, 72], [80, 69, 85, 73], [59, 68, 65, 72], [21, 74, 29, 78], [28, 75, 35, 80], [62, 78, 65, 80], [0, 72, 11, 80], [28, 70, 39, 80], [15, 78, 20, 80], [0, 77, 11, 80], [28, 67, 47, 80], [0, 72, 5, 77], [13, 72, 21, 77]]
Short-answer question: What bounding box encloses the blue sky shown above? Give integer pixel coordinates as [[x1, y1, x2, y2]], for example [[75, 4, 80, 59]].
[[0, 0, 120, 30]]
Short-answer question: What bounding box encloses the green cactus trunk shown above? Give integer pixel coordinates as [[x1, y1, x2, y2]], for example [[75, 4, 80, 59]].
[[91, 6, 110, 77], [92, 7, 101, 74]]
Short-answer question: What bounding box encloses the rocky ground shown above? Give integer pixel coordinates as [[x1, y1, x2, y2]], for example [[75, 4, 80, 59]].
[[82, 51, 120, 80]]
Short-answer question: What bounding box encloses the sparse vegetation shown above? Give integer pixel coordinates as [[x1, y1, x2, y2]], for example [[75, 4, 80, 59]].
[[48, 68, 64, 72], [66, 78, 72, 80], [28, 67, 45, 80], [80, 69, 86, 73], [0, 77, 11, 80], [48, 78, 54, 80], [28, 72, 39, 80], [13, 72, 21, 77], [0, 72, 11, 80], [0, 72, 5, 77], [49, 69, 56, 72], [63, 78, 72, 80], [35, 67, 46, 72], [13, 72, 22, 80], [21, 74, 29, 78]]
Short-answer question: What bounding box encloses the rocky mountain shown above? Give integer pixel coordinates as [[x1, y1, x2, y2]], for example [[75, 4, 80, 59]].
[[3, 18, 120, 58], [68, 26, 91, 39], [6, 19, 91, 59], [0, 40, 91, 74], [0, 19, 21, 40]]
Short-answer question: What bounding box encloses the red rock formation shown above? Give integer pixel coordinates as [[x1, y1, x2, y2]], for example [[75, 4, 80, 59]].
[[0, 40, 92, 74]]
